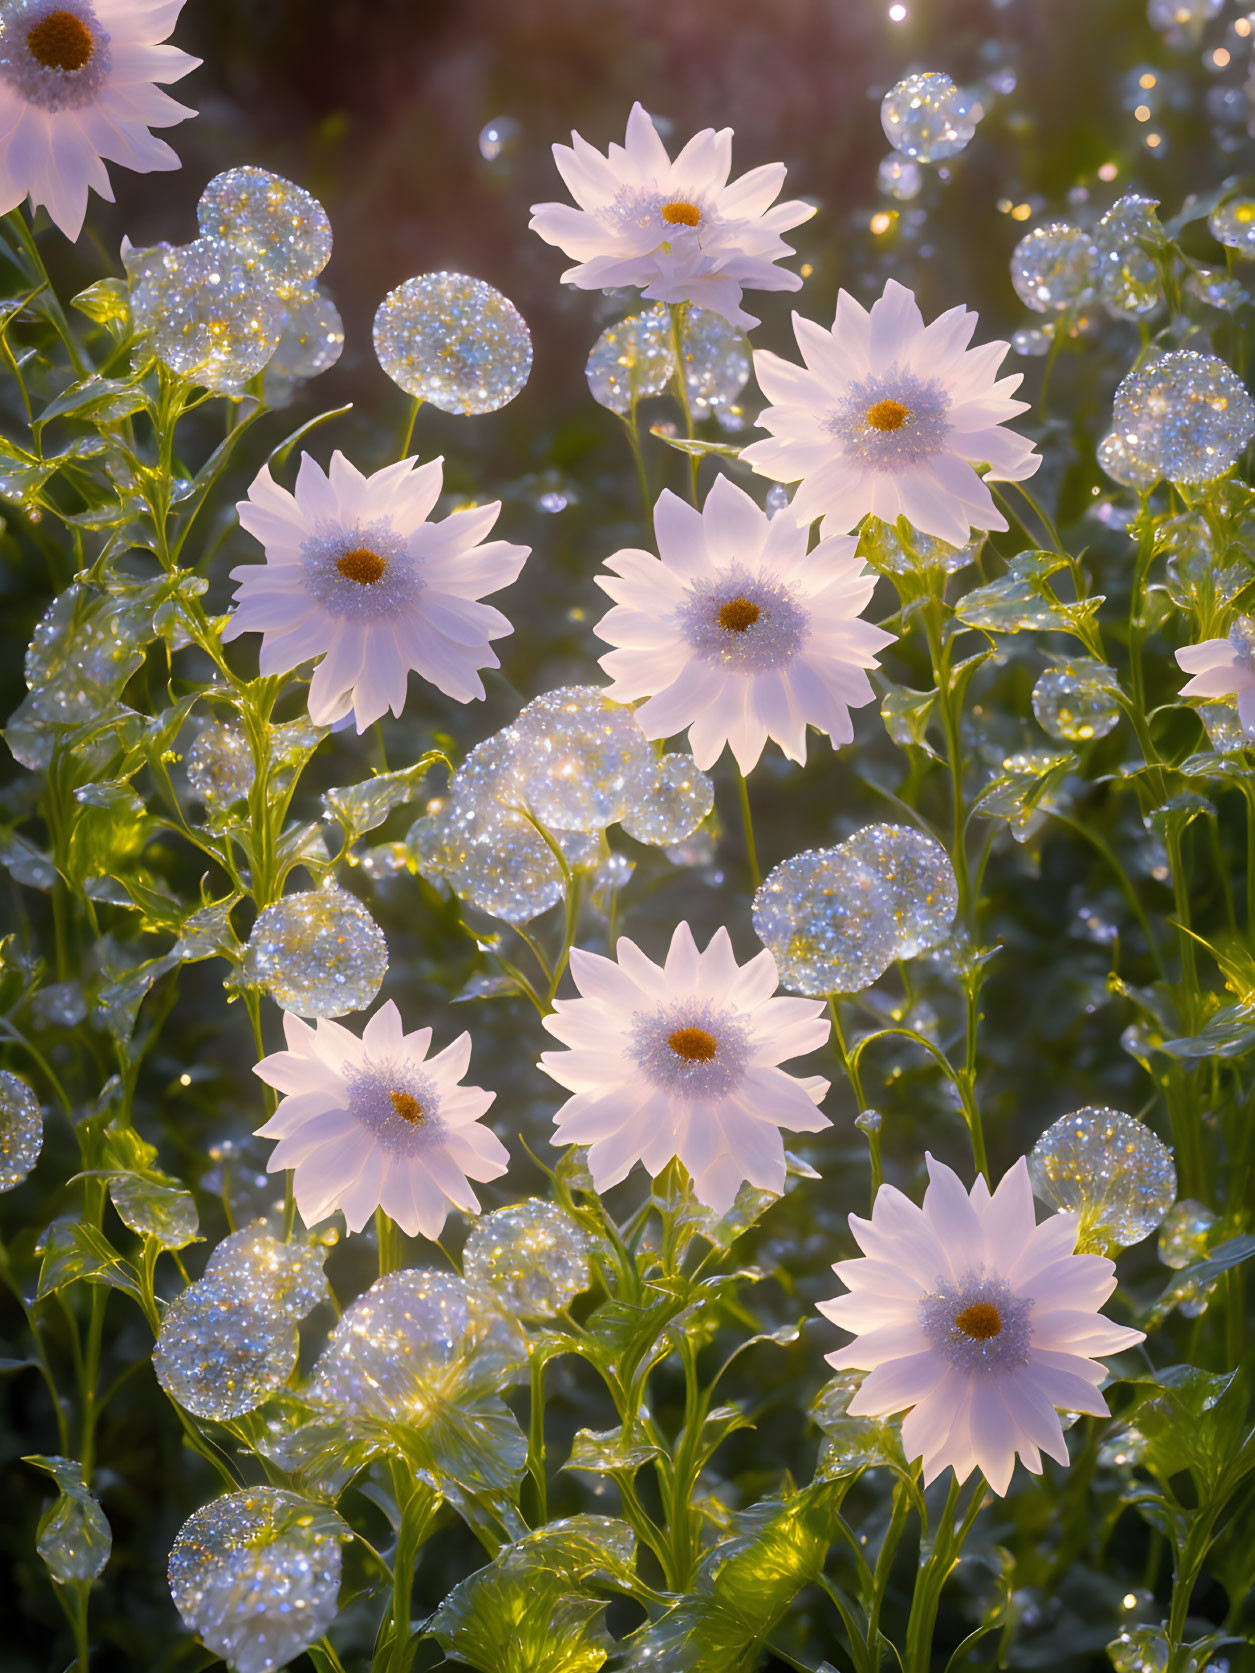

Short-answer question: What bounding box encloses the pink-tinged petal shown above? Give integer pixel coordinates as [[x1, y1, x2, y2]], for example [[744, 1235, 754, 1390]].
[[868, 278, 926, 368], [921, 1153, 984, 1249], [336, 1148, 387, 1234], [1026, 1349, 1111, 1415], [977, 1155, 1037, 1270], [1007, 1213, 1080, 1285], [826, 1318, 933, 1372], [1002, 1367, 1071, 1466], [966, 1380, 1022, 1497], [361, 1000, 405, 1056], [1030, 1310, 1145, 1356], [1176, 638, 1234, 675], [844, 1348, 941, 1412], [830, 1255, 928, 1300]]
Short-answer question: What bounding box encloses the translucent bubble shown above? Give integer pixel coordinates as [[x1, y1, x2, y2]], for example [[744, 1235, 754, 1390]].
[[1010, 224, 1096, 313], [1031, 661, 1121, 742], [1209, 198, 1255, 258], [31, 981, 87, 1029], [169, 1488, 346, 1673], [877, 152, 923, 200], [373, 272, 532, 413], [1029, 1107, 1177, 1248], [679, 308, 751, 411], [308, 1269, 524, 1421], [842, 824, 958, 958], [1157, 1198, 1217, 1269], [197, 166, 332, 293], [153, 1277, 298, 1419], [439, 738, 568, 923], [186, 722, 253, 810], [463, 1200, 590, 1318], [765, 484, 791, 517], [9, 581, 152, 769], [1107, 1627, 1169, 1673], [31, 1458, 111, 1583], [1093, 194, 1164, 316], [1011, 326, 1052, 357], [510, 687, 658, 834], [1113, 350, 1255, 485], [586, 304, 675, 415], [0, 1069, 41, 1191], [1185, 267, 1248, 310], [126, 237, 284, 396], [1097, 1423, 1148, 1467], [753, 848, 898, 996], [1147, 0, 1220, 31], [620, 753, 714, 845], [1199, 703, 1247, 753], [864, 519, 981, 575], [880, 72, 978, 162], [245, 887, 388, 1017], [270, 287, 344, 379], [1098, 431, 1160, 491], [204, 1222, 331, 1320], [478, 115, 520, 162]]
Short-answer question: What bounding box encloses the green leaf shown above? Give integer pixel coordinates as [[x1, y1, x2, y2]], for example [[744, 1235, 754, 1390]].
[[1128, 1364, 1252, 1498], [563, 1425, 664, 1476], [955, 550, 1104, 644], [322, 751, 448, 839], [1152, 1236, 1255, 1310], [35, 1218, 145, 1305], [71, 277, 131, 327], [623, 1482, 846, 1671], [649, 429, 743, 459], [880, 683, 940, 755], [25, 1455, 112, 1583], [1160, 1003, 1255, 1059], [37, 372, 153, 426], [398, 1387, 529, 1494], [428, 1514, 637, 1673]]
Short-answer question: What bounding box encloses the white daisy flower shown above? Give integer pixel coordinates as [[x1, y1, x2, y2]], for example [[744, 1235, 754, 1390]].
[[539, 921, 831, 1214], [0, 0, 199, 241], [819, 1153, 1145, 1497], [1176, 620, 1255, 736], [528, 101, 815, 332], [223, 450, 530, 732], [741, 279, 1042, 545], [594, 475, 895, 775], [252, 1001, 509, 1240]]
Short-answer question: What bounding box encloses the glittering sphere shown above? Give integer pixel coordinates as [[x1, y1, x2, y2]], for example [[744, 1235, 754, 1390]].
[[678, 308, 751, 411], [621, 752, 715, 845], [510, 687, 658, 834], [372, 271, 532, 413], [1157, 1198, 1216, 1269], [168, 1489, 346, 1673], [876, 152, 923, 201], [186, 722, 253, 810], [1097, 431, 1160, 491], [1029, 1107, 1177, 1247], [204, 1222, 330, 1320], [270, 288, 344, 379], [1113, 350, 1255, 485], [153, 1277, 298, 1420], [1093, 194, 1164, 316], [842, 823, 958, 959], [880, 72, 978, 163], [753, 847, 898, 996], [126, 236, 284, 396], [1011, 326, 1052, 357], [1031, 662, 1121, 742], [196, 166, 332, 293], [1009, 223, 1096, 313], [308, 1269, 524, 1421], [1208, 197, 1255, 258], [585, 304, 674, 415], [0, 1070, 41, 1191], [245, 888, 388, 1017], [463, 1200, 590, 1318]]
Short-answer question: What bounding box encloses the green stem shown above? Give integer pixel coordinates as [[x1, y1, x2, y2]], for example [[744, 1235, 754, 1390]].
[[6, 209, 88, 377], [620, 407, 653, 524], [527, 1351, 548, 1523], [399, 396, 422, 459], [904, 1476, 986, 1673], [382, 1477, 437, 1673], [667, 302, 699, 504], [376, 1207, 403, 1277], [735, 767, 762, 889]]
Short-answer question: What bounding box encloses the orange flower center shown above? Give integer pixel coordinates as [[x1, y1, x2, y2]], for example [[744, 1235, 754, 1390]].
[[389, 1089, 425, 1125], [954, 1301, 1002, 1340], [661, 200, 702, 227], [26, 10, 94, 71], [717, 596, 761, 633], [667, 1026, 719, 1062], [336, 547, 388, 585], [866, 398, 911, 432]]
